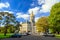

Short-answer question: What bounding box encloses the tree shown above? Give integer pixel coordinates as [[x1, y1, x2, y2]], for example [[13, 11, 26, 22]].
[[36, 17, 49, 33], [0, 12, 16, 36], [15, 21, 21, 32], [48, 2, 60, 34], [7, 24, 16, 33]]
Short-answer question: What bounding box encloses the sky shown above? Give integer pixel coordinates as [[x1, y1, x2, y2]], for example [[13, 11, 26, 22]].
[[0, 0, 60, 22]]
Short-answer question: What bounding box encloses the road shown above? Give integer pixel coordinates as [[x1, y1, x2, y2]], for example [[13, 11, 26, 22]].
[[0, 35, 60, 40]]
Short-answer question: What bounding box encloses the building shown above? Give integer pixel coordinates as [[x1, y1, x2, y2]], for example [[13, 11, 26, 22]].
[[19, 22, 31, 33], [19, 11, 36, 34]]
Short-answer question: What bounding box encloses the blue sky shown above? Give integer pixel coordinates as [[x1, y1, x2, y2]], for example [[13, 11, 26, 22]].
[[0, 0, 60, 22]]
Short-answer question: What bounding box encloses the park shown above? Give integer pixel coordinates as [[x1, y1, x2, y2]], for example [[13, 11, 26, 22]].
[[0, 0, 60, 40]]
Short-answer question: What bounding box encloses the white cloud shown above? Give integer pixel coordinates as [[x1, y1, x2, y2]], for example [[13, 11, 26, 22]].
[[0, 11, 14, 14], [28, 7, 40, 15], [28, 0, 60, 15], [0, 2, 10, 9], [38, 0, 45, 5], [39, 0, 60, 12], [35, 17, 39, 22], [3, 11, 13, 14], [16, 12, 29, 19]]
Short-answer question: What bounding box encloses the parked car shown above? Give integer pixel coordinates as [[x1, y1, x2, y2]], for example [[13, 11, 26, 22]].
[[21, 33, 28, 36], [11, 33, 22, 38], [21, 32, 31, 36], [26, 32, 31, 35], [43, 33, 55, 37]]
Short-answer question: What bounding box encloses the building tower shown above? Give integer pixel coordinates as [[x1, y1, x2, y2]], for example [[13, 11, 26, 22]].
[[30, 11, 35, 34], [30, 11, 35, 23]]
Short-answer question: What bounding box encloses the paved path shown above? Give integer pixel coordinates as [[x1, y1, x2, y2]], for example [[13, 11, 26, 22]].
[[0, 35, 60, 40]]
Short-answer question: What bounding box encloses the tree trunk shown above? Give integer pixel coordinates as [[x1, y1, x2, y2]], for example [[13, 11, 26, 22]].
[[4, 27, 7, 36], [58, 32, 59, 34]]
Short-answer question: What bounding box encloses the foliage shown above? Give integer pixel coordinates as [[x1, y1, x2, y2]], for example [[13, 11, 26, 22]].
[[36, 17, 49, 33], [0, 27, 4, 33], [0, 26, 16, 33], [0, 12, 17, 36], [7, 24, 16, 33], [48, 2, 60, 33]]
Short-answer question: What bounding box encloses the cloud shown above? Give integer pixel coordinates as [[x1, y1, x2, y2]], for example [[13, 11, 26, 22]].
[[28, 7, 40, 15], [0, 10, 14, 14], [0, 2, 10, 9], [37, 0, 45, 5], [28, 0, 60, 15], [3, 11, 13, 14], [39, 0, 60, 12], [16, 12, 29, 19], [35, 17, 39, 22]]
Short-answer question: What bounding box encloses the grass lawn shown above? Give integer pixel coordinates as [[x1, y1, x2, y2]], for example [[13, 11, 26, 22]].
[[0, 33, 13, 39], [55, 34, 60, 38]]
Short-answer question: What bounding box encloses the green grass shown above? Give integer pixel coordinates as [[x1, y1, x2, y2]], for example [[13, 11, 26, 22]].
[[55, 34, 60, 38], [0, 33, 13, 39]]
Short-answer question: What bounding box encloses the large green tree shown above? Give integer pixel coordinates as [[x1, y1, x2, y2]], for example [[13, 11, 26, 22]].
[[7, 24, 16, 33], [36, 17, 49, 33], [0, 12, 16, 36], [48, 2, 60, 34]]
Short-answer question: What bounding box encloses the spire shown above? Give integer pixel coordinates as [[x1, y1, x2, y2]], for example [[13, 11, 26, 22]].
[[30, 11, 35, 23], [30, 11, 34, 17]]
